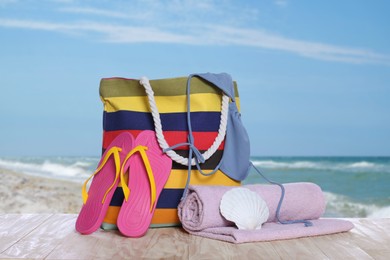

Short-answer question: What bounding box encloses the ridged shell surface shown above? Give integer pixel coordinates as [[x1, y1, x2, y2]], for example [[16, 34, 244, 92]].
[[220, 187, 269, 230]]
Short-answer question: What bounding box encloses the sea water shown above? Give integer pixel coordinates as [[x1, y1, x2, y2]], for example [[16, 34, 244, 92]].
[[1, 156, 389, 218], [248, 157, 390, 218], [0, 156, 97, 184]]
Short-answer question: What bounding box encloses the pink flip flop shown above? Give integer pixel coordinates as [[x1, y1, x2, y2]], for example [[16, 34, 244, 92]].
[[75, 132, 134, 235], [117, 130, 172, 237]]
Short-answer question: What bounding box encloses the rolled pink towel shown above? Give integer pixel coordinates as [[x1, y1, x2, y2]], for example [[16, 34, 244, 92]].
[[179, 182, 325, 231], [178, 182, 354, 243]]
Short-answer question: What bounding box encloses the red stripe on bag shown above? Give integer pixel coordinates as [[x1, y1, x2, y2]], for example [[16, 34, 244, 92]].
[[103, 130, 225, 150]]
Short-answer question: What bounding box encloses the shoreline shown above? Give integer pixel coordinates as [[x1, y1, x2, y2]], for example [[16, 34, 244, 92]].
[[1, 164, 389, 218], [0, 167, 82, 214]]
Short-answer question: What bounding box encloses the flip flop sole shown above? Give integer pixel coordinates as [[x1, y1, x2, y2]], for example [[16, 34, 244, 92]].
[[76, 132, 134, 234], [117, 130, 172, 237]]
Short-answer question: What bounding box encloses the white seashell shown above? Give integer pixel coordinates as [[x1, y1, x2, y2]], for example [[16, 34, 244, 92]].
[[220, 187, 269, 230]]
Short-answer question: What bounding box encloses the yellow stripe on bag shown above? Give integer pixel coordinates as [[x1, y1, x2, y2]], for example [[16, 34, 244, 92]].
[[104, 206, 120, 224], [102, 93, 241, 113], [164, 170, 241, 189], [151, 209, 181, 226], [103, 206, 181, 226]]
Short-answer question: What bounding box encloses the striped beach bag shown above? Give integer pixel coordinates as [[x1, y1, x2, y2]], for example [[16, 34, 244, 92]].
[[99, 73, 251, 228]]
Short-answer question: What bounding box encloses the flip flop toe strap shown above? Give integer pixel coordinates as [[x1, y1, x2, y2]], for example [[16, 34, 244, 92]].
[[81, 146, 122, 204], [120, 145, 157, 213]]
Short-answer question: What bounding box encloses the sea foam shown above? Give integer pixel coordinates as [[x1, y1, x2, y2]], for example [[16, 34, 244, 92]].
[[0, 158, 95, 183], [368, 206, 390, 218], [324, 191, 390, 218], [252, 159, 389, 173]]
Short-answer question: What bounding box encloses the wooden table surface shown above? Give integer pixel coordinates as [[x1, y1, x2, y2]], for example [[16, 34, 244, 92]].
[[0, 214, 389, 259]]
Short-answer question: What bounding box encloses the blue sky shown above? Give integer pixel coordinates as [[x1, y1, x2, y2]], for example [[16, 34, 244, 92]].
[[0, 0, 389, 157]]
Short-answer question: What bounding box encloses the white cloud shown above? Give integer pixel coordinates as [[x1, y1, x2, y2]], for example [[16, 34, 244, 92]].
[[59, 7, 129, 19], [47, 0, 75, 3], [274, 0, 288, 7], [2, 17, 388, 65], [203, 25, 389, 64], [0, 0, 388, 65], [0, 0, 18, 5], [0, 17, 389, 65], [0, 18, 196, 43]]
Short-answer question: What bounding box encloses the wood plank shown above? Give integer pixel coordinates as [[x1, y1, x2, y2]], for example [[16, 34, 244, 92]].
[[310, 231, 374, 259], [134, 227, 190, 259], [0, 214, 75, 259], [352, 218, 390, 241], [346, 218, 390, 260], [47, 221, 190, 259], [187, 232, 281, 259], [270, 237, 329, 259], [226, 241, 280, 260], [0, 214, 52, 253], [189, 235, 234, 259], [1, 215, 389, 259], [189, 235, 237, 259]]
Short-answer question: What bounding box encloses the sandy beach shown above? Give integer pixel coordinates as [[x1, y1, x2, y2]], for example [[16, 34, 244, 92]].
[[0, 167, 82, 214]]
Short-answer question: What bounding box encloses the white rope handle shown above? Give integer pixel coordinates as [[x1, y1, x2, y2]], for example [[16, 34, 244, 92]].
[[140, 76, 229, 166]]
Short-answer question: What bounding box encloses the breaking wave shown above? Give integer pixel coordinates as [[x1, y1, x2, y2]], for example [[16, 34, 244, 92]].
[[251, 158, 389, 173], [0, 157, 97, 183], [323, 192, 389, 218]]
